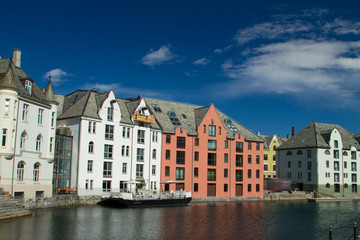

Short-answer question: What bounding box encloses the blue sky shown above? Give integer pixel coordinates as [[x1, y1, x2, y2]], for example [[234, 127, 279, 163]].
[[2, 0, 360, 137]]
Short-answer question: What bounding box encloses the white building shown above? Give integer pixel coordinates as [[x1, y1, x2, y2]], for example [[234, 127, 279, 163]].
[[0, 49, 57, 201], [56, 91, 161, 197], [277, 122, 360, 197]]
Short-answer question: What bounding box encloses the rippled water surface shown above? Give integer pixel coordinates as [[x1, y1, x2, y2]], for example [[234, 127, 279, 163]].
[[1, 201, 360, 240]]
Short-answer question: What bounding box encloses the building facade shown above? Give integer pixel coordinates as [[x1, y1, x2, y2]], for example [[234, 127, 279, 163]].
[[55, 91, 161, 197], [0, 49, 57, 201], [143, 98, 264, 198], [277, 122, 360, 197], [261, 134, 287, 178]]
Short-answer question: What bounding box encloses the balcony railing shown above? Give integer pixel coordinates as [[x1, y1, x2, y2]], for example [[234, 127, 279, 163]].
[[134, 112, 155, 124]]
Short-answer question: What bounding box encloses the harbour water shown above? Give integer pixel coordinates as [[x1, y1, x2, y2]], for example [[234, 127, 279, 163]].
[[1, 201, 360, 240]]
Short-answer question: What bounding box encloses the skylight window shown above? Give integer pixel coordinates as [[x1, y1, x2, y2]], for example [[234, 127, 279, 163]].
[[168, 111, 181, 126], [152, 104, 162, 112], [182, 114, 187, 119], [225, 119, 238, 132]]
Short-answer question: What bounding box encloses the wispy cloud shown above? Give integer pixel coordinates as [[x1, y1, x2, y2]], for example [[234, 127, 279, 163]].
[[193, 57, 210, 65], [43, 69, 75, 86], [141, 45, 177, 67]]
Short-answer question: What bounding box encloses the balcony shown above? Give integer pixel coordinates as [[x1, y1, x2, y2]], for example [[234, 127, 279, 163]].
[[134, 112, 155, 124]]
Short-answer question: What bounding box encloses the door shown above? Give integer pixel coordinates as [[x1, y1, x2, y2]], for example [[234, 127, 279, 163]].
[[207, 184, 216, 196], [236, 184, 243, 196]]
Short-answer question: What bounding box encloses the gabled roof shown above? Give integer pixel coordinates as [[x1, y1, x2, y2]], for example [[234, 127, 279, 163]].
[[277, 122, 360, 151]]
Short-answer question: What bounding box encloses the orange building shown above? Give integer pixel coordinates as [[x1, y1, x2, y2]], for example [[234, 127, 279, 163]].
[[143, 98, 264, 198]]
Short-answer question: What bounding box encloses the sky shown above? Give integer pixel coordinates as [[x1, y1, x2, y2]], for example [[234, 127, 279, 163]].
[[1, 0, 360, 137]]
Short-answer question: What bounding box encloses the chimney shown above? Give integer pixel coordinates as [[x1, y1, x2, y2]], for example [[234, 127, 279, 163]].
[[292, 126, 295, 137], [12, 48, 22, 68], [287, 134, 290, 138]]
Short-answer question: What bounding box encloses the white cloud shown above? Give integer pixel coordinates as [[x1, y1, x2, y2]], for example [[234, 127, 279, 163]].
[[193, 57, 210, 65], [43, 69, 74, 86], [324, 18, 360, 35], [141, 45, 177, 67], [216, 40, 360, 106]]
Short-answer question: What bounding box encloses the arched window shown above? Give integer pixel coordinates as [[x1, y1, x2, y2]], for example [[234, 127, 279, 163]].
[[17, 161, 25, 181], [126, 146, 129, 156], [121, 145, 125, 156], [273, 145, 277, 151], [20, 131, 27, 149], [36, 134, 42, 151], [326, 183, 330, 188], [33, 162, 40, 182], [325, 150, 330, 155], [297, 150, 303, 155], [152, 149, 157, 159], [264, 154, 268, 160], [286, 151, 292, 156], [88, 141, 94, 153]]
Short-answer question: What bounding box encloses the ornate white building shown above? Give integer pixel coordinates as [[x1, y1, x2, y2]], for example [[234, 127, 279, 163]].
[[0, 49, 57, 201], [56, 91, 161, 197]]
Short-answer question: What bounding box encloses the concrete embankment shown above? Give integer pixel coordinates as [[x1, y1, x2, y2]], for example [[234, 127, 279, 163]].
[[0, 195, 31, 221]]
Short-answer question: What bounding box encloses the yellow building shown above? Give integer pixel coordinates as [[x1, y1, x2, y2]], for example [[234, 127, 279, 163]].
[[261, 135, 287, 178]]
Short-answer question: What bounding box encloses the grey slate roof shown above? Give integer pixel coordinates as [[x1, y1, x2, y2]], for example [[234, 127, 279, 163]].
[[277, 122, 360, 151], [0, 58, 54, 107], [144, 97, 264, 142]]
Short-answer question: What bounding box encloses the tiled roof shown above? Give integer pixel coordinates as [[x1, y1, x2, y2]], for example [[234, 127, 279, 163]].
[[277, 122, 360, 151]]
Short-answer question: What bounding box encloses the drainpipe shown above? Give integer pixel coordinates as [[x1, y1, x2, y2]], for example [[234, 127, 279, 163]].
[[11, 98, 20, 196]]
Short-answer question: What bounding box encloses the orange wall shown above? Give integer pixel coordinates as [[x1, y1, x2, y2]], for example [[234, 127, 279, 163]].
[[160, 105, 263, 198]]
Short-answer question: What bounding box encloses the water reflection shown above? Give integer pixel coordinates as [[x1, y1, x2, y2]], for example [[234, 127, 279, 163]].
[[0, 201, 360, 240]]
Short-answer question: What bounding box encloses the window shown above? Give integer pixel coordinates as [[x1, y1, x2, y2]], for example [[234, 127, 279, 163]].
[[137, 130, 145, 144], [226, 119, 238, 132], [256, 170, 260, 178], [273, 165, 276, 171], [344, 161, 347, 169], [122, 127, 126, 137], [166, 150, 171, 160], [334, 140, 339, 148], [224, 153, 228, 163], [203, 125, 206, 133], [248, 155, 252, 164], [87, 160, 93, 172], [236, 142, 243, 153], [208, 153, 216, 166], [352, 162, 357, 171], [152, 104, 162, 112], [89, 142, 94, 153], [194, 167, 199, 177], [194, 183, 199, 192], [209, 125, 216, 136], [264, 165, 268, 171], [264, 154, 268, 160], [352, 174, 357, 182], [103, 162, 112, 177], [334, 161, 339, 171], [288, 161, 291, 168], [256, 155, 260, 164], [334, 173, 340, 182], [107, 106, 114, 121], [177, 137, 186, 148], [195, 151, 199, 161], [88, 122, 92, 133], [326, 161, 330, 168], [219, 127, 221, 135], [93, 122, 96, 133], [224, 168, 228, 178], [22, 104, 29, 121], [298, 161, 302, 168], [51, 112, 56, 128], [224, 140, 228, 148], [36, 134, 42, 151], [4, 99, 10, 116], [136, 164, 144, 178], [236, 170, 243, 181], [121, 145, 125, 156], [248, 184, 252, 192], [126, 128, 130, 138], [38, 109, 44, 124], [33, 163, 40, 182], [102, 181, 111, 192], [208, 140, 216, 150], [20, 131, 27, 149], [85, 180, 89, 190], [307, 162, 312, 170], [152, 149, 157, 159], [104, 144, 113, 158], [224, 184, 228, 192], [176, 168, 185, 180], [236, 155, 243, 167], [256, 143, 260, 150], [152, 132, 158, 142], [152, 165, 156, 175], [105, 125, 114, 140], [286, 151, 292, 156], [299, 172, 303, 179], [168, 112, 181, 125], [351, 151, 357, 160], [334, 150, 339, 159], [195, 138, 199, 146], [126, 146, 129, 156], [307, 150, 311, 158], [176, 151, 185, 164], [297, 150, 302, 155], [2, 129, 7, 147], [256, 184, 260, 192], [208, 169, 216, 181], [166, 135, 171, 144], [17, 161, 25, 181], [137, 148, 144, 161], [352, 184, 358, 193], [49, 137, 54, 153], [25, 80, 32, 94], [122, 163, 127, 173], [248, 142, 252, 150], [165, 166, 170, 176], [248, 169, 252, 178]]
